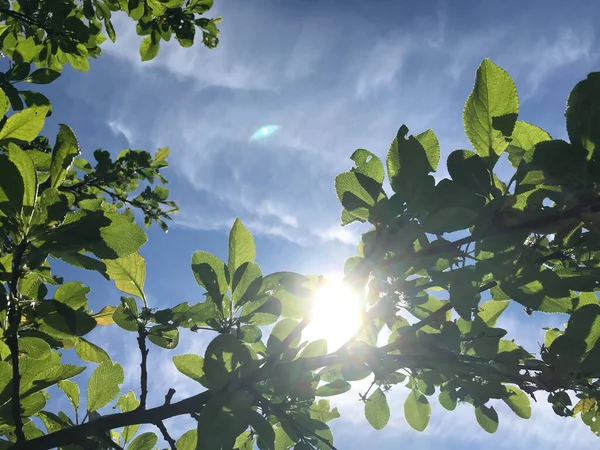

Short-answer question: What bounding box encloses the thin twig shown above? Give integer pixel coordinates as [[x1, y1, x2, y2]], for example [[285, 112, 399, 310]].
[[105, 436, 125, 450], [164, 389, 175, 405], [137, 327, 149, 410], [155, 421, 176, 450]]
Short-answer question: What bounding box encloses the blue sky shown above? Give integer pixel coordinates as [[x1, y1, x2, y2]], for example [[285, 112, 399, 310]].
[[38, 0, 600, 448]]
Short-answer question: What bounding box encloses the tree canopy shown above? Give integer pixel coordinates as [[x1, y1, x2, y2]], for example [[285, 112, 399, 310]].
[[1, 1, 600, 449]]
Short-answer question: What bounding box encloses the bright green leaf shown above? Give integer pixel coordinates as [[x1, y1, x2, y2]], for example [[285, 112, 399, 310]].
[[75, 337, 111, 363], [58, 380, 80, 412], [87, 361, 124, 412], [0, 105, 49, 142], [503, 385, 531, 419], [50, 124, 80, 188], [228, 218, 256, 278], [104, 252, 146, 300], [404, 390, 431, 432], [140, 35, 160, 61], [475, 404, 499, 433], [463, 59, 519, 164], [128, 432, 158, 450], [365, 388, 390, 430]]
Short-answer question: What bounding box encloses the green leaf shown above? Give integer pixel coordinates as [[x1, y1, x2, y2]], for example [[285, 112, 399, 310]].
[[140, 35, 160, 61], [18, 337, 51, 360], [191, 250, 229, 300], [4, 143, 37, 211], [24, 68, 61, 84], [335, 150, 385, 224], [447, 149, 492, 195], [503, 385, 531, 419], [104, 252, 146, 300], [147, 325, 179, 349], [315, 380, 351, 397], [87, 361, 124, 412], [154, 146, 170, 162], [463, 59, 519, 164], [45, 210, 147, 259], [75, 338, 110, 363], [266, 318, 301, 356], [449, 267, 480, 321], [0, 105, 49, 142], [114, 391, 140, 444], [350, 149, 385, 183], [20, 91, 52, 117], [113, 296, 139, 332], [507, 121, 552, 167], [387, 125, 439, 182], [404, 390, 431, 432], [232, 261, 262, 308], [175, 429, 197, 450], [299, 339, 327, 359], [228, 218, 256, 277], [38, 300, 97, 337], [58, 380, 80, 412], [309, 399, 340, 423], [566, 72, 600, 157], [114, 391, 140, 412], [240, 296, 281, 326], [0, 88, 9, 115], [50, 124, 80, 188], [439, 389, 457, 411], [364, 388, 390, 430], [172, 354, 205, 384], [203, 334, 252, 390], [128, 432, 158, 450], [239, 324, 262, 343], [477, 300, 509, 327], [249, 411, 275, 450], [54, 282, 89, 310], [475, 404, 499, 433]]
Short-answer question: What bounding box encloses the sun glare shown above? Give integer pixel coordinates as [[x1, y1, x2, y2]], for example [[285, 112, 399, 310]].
[[302, 277, 362, 351]]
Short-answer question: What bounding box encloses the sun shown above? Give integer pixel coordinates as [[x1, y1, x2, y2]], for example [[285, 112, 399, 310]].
[[302, 277, 362, 351]]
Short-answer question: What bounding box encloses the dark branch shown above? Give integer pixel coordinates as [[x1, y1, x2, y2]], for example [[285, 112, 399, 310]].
[[136, 327, 149, 410], [9, 390, 212, 450], [155, 421, 176, 450], [164, 389, 175, 405]]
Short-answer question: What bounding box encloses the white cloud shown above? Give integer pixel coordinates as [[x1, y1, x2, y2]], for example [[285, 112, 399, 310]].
[[525, 27, 595, 93], [95, 3, 598, 250]]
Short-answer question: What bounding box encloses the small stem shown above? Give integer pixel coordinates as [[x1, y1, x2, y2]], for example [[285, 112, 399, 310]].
[[155, 421, 176, 450], [164, 389, 175, 405], [137, 326, 149, 410]]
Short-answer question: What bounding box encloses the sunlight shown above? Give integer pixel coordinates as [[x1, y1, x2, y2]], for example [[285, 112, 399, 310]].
[[250, 124, 281, 141], [302, 277, 362, 351]]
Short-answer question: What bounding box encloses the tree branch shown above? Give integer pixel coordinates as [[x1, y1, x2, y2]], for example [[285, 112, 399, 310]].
[[136, 327, 149, 410], [9, 390, 212, 450], [155, 421, 176, 450]]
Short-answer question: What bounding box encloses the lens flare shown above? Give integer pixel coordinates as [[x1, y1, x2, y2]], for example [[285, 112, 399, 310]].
[[250, 125, 281, 141]]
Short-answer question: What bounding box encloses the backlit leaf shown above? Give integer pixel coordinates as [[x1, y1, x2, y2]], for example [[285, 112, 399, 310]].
[[463, 59, 518, 164], [0, 105, 49, 142], [104, 252, 146, 300], [404, 390, 431, 432], [475, 404, 499, 433], [87, 361, 124, 412], [228, 218, 256, 279], [364, 388, 390, 430]]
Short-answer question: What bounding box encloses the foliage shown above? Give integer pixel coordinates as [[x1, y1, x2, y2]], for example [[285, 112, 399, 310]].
[[1, 1, 600, 448]]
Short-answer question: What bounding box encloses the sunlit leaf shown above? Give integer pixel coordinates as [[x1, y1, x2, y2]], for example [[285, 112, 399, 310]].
[[87, 361, 124, 412]]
